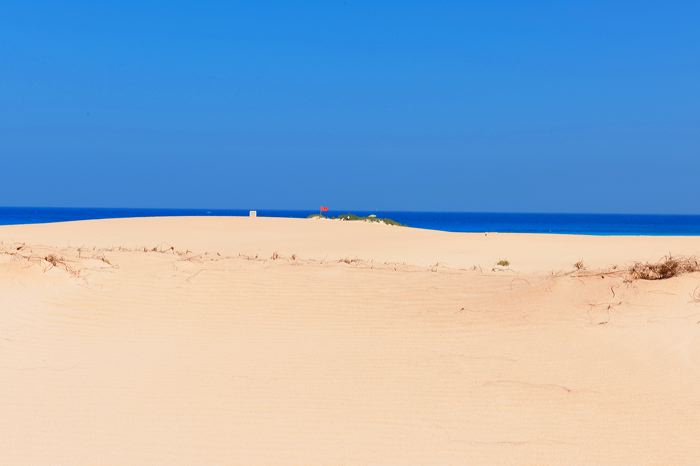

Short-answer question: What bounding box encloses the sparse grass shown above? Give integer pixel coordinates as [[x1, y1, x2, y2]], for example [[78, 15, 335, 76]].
[[628, 255, 700, 280], [271, 251, 280, 260], [496, 259, 510, 267], [574, 259, 585, 270], [690, 286, 700, 304], [96, 255, 112, 265]]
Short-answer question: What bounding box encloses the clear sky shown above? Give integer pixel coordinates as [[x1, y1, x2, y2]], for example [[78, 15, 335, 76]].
[[1, 1, 698, 213]]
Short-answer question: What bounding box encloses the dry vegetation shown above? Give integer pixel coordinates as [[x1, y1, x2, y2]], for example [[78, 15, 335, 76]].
[[4, 239, 699, 285], [691, 286, 700, 304], [628, 256, 700, 280], [42, 254, 80, 276]]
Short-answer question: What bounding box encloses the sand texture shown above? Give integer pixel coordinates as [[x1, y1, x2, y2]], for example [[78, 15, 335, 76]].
[[1, 217, 700, 465]]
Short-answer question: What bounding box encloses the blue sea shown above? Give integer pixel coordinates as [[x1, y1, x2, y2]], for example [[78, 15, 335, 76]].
[[1, 207, 700, 236]]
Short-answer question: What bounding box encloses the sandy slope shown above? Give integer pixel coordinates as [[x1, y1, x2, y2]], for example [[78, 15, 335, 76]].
[[1, 217, 700, 465]]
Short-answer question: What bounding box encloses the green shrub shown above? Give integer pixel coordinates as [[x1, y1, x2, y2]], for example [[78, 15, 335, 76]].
[[310, 212, 403, 226]]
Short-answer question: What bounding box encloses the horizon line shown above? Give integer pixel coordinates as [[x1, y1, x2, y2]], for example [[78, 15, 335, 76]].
[[1, 206, 699, 217]]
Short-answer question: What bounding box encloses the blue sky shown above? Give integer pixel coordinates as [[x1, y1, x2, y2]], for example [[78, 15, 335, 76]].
[[1, 1, 698, 213]]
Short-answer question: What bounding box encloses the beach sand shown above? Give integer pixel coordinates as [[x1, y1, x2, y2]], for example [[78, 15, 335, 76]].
[[1, 217, 700, 465]]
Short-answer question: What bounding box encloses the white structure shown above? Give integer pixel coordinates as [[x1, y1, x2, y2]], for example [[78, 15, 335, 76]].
[[249, 210, 257, 218]]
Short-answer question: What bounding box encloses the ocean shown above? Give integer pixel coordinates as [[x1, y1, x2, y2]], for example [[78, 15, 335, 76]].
[[1, 207, 700, 236]]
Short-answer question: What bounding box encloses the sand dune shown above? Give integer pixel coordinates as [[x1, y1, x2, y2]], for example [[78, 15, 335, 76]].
[[1, 217, 700, 465]]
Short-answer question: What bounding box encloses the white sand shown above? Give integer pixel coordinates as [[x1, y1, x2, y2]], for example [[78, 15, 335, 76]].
[[1, 217, 700, 465]]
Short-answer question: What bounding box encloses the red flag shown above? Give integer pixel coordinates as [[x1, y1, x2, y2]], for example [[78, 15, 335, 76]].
[[320, 206, 329, 212]]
